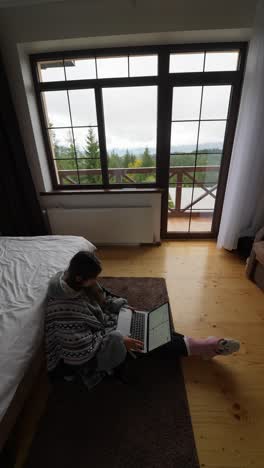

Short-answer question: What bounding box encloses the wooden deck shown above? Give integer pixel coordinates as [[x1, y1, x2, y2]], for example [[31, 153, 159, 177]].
[[167, 214, 213, 233]]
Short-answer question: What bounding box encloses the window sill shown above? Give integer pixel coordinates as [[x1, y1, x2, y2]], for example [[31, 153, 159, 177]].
[[40, 188, 164, 196]]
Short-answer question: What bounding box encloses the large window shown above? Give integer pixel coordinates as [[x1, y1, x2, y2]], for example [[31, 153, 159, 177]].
[[35, 52, 159, 187], [44, 89, 102, 185], [103, 86, 157, 184], [31, 43, 246, 237]]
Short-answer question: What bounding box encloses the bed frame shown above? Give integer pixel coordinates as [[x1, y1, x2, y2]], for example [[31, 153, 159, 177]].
[[0, 344, 49, 468]]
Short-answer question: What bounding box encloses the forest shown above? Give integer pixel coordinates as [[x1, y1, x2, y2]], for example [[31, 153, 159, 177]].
[[51, 127, 221, 185]]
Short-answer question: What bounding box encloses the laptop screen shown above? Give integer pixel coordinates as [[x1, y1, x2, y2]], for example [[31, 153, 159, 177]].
[[148, 303, 171, 352]]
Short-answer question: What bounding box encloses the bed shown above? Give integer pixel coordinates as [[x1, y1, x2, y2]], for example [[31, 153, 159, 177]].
[[0, 235, 95, 455]]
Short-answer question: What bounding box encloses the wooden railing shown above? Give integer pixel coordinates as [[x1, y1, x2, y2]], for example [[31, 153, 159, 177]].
[[58, 165, 220, 216], [168, 165, 219, 216]]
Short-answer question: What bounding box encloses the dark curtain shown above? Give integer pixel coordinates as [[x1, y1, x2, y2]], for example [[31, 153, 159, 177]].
[[0, 55, 47, 236]]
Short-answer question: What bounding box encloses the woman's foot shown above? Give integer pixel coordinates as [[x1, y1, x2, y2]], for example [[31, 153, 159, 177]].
[[184, 336, 240, 359]]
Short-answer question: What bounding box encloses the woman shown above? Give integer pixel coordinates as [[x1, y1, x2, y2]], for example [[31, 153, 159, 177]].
[[45, 251, 240, 388]]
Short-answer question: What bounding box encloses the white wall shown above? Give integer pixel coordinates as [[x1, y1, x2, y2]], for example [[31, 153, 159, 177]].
[[0, 0, 256, 243]]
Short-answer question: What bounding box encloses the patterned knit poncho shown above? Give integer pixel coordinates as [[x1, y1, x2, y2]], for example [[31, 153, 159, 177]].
[[45, 272, 127, 371]]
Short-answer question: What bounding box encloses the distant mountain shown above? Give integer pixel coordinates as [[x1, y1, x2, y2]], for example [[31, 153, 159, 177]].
[[109, 142, 222, 156], [109, 147, 155, 156], [171, 143, 222, 153]]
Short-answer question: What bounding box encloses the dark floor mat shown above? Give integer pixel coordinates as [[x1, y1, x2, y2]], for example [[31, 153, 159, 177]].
[[25, 277, 199, 468]]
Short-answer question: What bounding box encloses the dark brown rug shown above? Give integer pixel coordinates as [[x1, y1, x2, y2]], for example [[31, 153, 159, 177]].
[[25, 277, 199, 468]]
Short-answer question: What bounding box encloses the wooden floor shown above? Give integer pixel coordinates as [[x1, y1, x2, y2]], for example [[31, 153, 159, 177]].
[[97, 241, 264, 468], [168, 215, 213, 232]]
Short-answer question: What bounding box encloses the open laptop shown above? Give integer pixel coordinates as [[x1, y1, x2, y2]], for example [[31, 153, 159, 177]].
[[117, 302, 171, 353]]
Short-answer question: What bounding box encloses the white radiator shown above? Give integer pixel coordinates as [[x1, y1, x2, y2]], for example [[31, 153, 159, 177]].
[[47, 207, 154, 245]]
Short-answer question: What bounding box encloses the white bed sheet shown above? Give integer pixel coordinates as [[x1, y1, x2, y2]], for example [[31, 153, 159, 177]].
[[0, 235, 95, 422]]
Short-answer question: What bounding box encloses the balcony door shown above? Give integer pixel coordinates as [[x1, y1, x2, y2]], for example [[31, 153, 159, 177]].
[[166, 84, 231, 234], [160, 49, 245, 238]]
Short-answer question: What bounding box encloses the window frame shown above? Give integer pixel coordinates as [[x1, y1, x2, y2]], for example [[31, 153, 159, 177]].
[[31, 42, 247, 193]]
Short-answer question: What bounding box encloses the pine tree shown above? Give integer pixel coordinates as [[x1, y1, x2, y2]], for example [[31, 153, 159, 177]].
[[108, 151, 121, 168], [85, 128, 100, 167], [141, 147, 154, 167], [123, 150, 136, 168], [81, 128, 101, 184], [64, 129, 75, 159]]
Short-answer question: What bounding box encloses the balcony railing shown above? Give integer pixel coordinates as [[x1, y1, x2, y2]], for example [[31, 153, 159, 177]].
[[58, 165, 220, 216]]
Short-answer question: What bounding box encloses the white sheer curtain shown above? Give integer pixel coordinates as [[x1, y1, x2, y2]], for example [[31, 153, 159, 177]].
[[217, 0, 264, 250]]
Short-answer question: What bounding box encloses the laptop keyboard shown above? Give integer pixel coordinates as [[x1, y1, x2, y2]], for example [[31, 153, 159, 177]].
[[130, 313, 145, 342]]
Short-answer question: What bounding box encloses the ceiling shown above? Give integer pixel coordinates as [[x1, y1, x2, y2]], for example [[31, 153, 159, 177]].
[[0, 0, 65, 7]]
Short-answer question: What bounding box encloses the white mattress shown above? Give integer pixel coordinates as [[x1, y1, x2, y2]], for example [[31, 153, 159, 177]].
[[0, 235, 95, 422]]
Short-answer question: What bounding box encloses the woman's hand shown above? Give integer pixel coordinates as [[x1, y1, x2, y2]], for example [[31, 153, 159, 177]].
[[124, 336, 144, 352]]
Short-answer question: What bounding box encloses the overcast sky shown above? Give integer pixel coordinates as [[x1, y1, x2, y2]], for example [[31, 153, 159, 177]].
[[41, 52, 237, 154]]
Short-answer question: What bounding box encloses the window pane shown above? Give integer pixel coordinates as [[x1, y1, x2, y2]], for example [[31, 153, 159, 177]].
[[195, 152, 222, 184], [189, 213, 213, 232], [79, 173, 103, 185], [68, 89, 97, 126], [171, 121, 199, 153], [201, 85, 231, 120], [167, 215, 190, 233], [97, 56, 128, 78], [167, 183, 192, 232], [129, 55, 158, 76], [169, 154, 196, 184], [190, 185, 216, 211], [55, 159, 79, 185], [49, 128, 75, 159], [103, 86, 157, 184], [177, 183, 194, 211], [38, 60, 65, 82], [205, 51, 239, 71], [198, 121, 227, 152], [43, 91, 71, 127], [73, 127, 99, 158], [172, 86, 202, 121], [77, 159, 102, 185], [189, 184, 216, 232], [170, 53, 204, 73], [65, 58, 96, 80]]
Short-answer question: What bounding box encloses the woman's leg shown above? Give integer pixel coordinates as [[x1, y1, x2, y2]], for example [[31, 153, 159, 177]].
[[98, 315, 240, 367], [161, 331, 189, 356], [158, 332, 240, 359], [68, 332, 127, 389], [96, 330, 127, 372]]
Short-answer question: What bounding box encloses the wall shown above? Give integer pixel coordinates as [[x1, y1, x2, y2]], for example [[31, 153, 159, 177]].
[[0, 0, 257, 243]]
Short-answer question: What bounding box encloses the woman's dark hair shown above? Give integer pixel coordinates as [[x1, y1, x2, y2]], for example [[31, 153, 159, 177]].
[[68, 251, 102, 282]]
